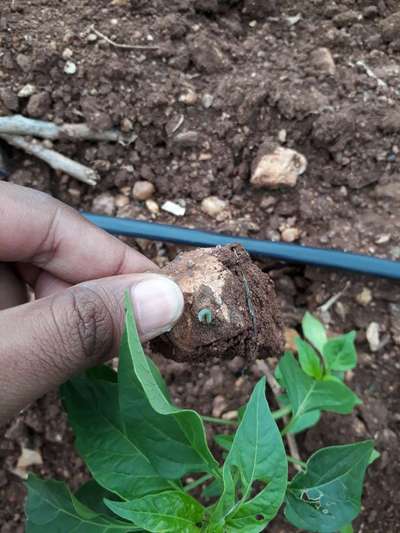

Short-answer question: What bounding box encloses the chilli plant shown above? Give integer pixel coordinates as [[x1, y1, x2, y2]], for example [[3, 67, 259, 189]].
[[25, 298, 377, 532]]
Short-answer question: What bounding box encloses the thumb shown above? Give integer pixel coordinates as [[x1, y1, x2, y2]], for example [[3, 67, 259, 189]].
[[0, 273, 183, 426]]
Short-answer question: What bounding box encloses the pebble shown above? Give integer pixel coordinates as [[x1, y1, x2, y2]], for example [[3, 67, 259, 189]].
[[115, 194, 129, 209], [18, 84, 36, 98], [284, 328, 300, 352], [64, 61, 77, 75], [179, 88, 198, 105], [145, 199, 160, 214], [356, 287, 372, 306], [173, 130, 200, 148], [26, 91, 51, 118], [222, 410, 238, 421], [201, 196, 227, 218], [310, 47, 336, 75], [161, 200, 186, 217], [250, 146, 307, 189], [227, 356, 245, 373], [62, 47, 73, 60], [92, 192, 115, 216], [133, 180, 155, 201], [202, 93, 214, 108], [0, 88, 19, 111], [16, 53, 31, 72], [212, 395, 228, 418], [380, 11, 400, 43], [120, 117, 133, 133], [87, 33, 98, 42], [366, 322, 380, 352], [281, 227, 301, 242]]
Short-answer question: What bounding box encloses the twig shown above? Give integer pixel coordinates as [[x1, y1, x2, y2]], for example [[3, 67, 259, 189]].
[[319, 281, 350, 313], [1, 134, 98, 186], [89, 25, 159, 51], [0, 115, 137, 145], [256, 359, 302, 471]]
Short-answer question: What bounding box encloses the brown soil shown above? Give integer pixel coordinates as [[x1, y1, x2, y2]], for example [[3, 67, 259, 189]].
[[155, 244, 283, 362], [1, 0, 400, 531]]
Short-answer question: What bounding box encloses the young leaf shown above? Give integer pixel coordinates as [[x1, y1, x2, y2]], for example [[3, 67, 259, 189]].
[[302, 312, 327, 353], [278, 353, 361, 432], [105, 491, 204, 532], [214, 433, 234, 452], [210, 378, 288, 532], [25, 475, 136, 533], [120, 294, 219, 479], [62, 372, 170, 500], [296, 337, 323, 379], [323, 332, 357, 372], [276, 394, 321, 434], [284, 441, 374, 533]]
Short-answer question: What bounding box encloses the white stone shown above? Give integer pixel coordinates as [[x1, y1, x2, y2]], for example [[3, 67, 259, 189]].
[[366, 322, 380, 352], [201, 196, 227, 218], [133, 181, 155, 201], [251, 146, 307, 189], [145, 199, 160, 214], [64, 61, 77, 75], [92, 192, 115, 216], [356, 288, 372, 306], [179, 88, 198, 105], [162, 200, 186, 217], [62, 47, 73, 60], [18, 84, 36, 98], [281, 227, 301, 242]]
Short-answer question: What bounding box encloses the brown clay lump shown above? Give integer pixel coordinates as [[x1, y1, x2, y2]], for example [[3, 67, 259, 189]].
[[152, 244, 284, 363]]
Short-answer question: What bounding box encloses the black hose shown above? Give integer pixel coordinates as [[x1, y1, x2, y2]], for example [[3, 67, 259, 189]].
[[82, 213, 400, 281]]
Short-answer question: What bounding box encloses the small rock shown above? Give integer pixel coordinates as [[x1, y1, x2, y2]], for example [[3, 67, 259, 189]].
[[278, 129, 287, 143], [380, 11, 400, 43], [250, 146, 307, 189], [356, 288, 372, 306], [161, 200, 186, 217], [333, 10, 361, 28], [310, 47, 336, 75], [366, 322, 380, 352], [212, 395, 228, 418], [26, 91, 51, 118], [92, 192, 115, 216], [222, 410, 238, 421], [202, 93, 214, 108], [375, 234, 391, 245], [12, 448, 43, 480], [16, 53, 32, 72], [64, 60, 77, 75], [227, 356, 245, 373], [284, 327, 300, 352], [0, 88, 19, 111], [179, 88, 198, 105], [173, 130, 200, 148], [115, 194, 129, 209], [87, 33, 98, 42], [389, 303, 400, 345], [281, 227, 301, 243], [242, 0, 277, 18], [133, 180, 155, 201], [201, 196, 227, 218], [18, 84, 36, 98], [62, 47, 73, 60], [190, 34, 230, 74], [120, 117, 133, 133], [145, 199, 160, 214]]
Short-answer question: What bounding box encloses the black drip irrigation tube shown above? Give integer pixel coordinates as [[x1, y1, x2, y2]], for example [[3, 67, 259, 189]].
[[82, 213, 400, 281]]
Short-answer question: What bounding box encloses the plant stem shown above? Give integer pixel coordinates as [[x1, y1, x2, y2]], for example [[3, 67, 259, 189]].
[[202, 416, 237, 426], [281, 416, 297, 436], [272, 404, 292, 420], [184, 473, 213, 492], [287, 455, 307, 470]]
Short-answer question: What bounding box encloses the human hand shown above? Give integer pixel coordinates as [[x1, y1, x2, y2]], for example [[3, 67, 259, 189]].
[[0, 182, 184, 426]]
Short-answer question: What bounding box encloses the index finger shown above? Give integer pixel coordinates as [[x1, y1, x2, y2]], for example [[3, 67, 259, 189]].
[[0, 182, 157, 283]]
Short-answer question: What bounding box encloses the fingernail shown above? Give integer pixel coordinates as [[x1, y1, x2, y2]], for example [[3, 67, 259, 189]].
[[131, 277, 184, 341]]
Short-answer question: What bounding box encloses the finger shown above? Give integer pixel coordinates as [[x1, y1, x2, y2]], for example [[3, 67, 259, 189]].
[[34, 271, 71, 298], [0, 273, 184, 426], [0, 264, 28, 310], [0, 182, 157, 284]]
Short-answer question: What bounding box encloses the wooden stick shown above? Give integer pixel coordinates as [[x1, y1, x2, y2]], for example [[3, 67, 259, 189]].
[[256, 359, 303, 471], [90, 25, 159, 51], [1, 134, 99, 186]]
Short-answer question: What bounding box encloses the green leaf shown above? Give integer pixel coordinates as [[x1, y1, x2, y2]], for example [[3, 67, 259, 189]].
[[105, 491, 204, 532], [302, 312, 327, 353], [323, 332, 357, 372], [296, 338, 323, 379], [276, 394, 321, 434], [369, 449, 380, 465], [210, 378, 288, 532], [278, 353, 361, 432], [284, 441, 373, 533], [75, 480, 119, 517], [340, 524, 354, 533], [120, 294, 219, 479], [25, 475, 136, 533], [202, 478, 223, 499], [62, 372, 170, 500]]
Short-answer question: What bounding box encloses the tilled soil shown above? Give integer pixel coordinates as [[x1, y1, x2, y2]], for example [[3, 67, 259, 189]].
[[1, 0, 400, 531]]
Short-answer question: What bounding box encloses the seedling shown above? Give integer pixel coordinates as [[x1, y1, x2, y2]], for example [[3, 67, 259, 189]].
[[25, 302, 376, 532]]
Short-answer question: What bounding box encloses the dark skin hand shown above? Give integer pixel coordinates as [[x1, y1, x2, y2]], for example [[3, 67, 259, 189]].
[[0, 182, 184, 426]]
